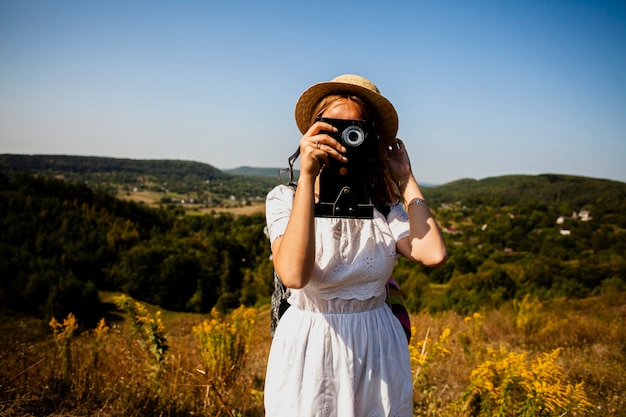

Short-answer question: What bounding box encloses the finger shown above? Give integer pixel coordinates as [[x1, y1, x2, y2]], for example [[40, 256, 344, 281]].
[[387, 138, 403, 151], [319, 132, 349, 153], [315, 142, 348, 164], [305, 120, 338, 137], [306, 121, 349, 153], [300, 138, 337, 172]]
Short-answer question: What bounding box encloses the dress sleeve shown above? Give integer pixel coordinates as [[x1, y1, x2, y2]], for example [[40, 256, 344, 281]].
[[387, 203, 410, 243], [265, 185, 295, 244]]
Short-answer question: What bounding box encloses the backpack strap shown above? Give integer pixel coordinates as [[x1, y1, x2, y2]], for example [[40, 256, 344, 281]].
[[270, 271, 291, 336]]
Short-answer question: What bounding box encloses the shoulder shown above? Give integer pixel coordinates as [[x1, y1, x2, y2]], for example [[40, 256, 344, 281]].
[[387, 203, 408, 222], [267, 184, 296, 204], [266, 184, 296, 223], [265, 185, 296, 243]]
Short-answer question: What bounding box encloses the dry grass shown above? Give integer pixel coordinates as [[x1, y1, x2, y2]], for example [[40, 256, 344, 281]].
[[118, 192, 162, 205], [117, 188, 267, 217], [0, 292, 624, 416], [196, 202, 265, 216]]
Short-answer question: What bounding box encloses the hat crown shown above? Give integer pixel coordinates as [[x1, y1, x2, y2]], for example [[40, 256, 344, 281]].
[[330, 74, 381, 95], [294, 73, 398, 144]]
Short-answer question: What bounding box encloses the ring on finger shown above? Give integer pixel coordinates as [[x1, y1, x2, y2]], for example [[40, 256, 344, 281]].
[[316, 142, 321, 149]]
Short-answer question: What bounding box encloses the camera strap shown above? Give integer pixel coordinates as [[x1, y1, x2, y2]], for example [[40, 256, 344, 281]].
[[278, 146, 300, 187]]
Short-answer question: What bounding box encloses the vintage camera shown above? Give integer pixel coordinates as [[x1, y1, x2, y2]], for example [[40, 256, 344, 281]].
[[315, 117, 379, 219]]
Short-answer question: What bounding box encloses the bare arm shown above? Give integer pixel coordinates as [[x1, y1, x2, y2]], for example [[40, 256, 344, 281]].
[[386, 139, 448, 266], [271, 174, 316, 289], [272, 121, 346, 288]]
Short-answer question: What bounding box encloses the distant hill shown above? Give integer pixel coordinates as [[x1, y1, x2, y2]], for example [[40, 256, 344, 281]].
[[1, 154, 227, 180], [223, 166, 293, 179], [3, 154, 624, 211], [426, 174, 626, 208], [0, 154, 280, 204]]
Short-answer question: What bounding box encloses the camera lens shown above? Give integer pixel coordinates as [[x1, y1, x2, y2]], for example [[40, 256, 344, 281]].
[[342, 126, 365, 147]]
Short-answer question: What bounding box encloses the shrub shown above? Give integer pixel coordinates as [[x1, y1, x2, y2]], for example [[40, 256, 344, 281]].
[[462, 347, 592, 416], [193, 305, 257, 414]]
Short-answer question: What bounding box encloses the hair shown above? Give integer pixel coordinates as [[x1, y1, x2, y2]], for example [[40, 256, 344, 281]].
[[311, 94, 401, 210], [310, 94, 371, 125]]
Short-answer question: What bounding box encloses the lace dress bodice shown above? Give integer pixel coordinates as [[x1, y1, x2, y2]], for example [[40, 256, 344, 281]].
[[266, 185, 410, 305]]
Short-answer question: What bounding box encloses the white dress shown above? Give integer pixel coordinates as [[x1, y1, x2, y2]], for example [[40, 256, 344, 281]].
[[264, 185, 413, 417]]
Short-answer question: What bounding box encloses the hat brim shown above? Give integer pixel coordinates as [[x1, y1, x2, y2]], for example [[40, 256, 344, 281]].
[[294, 81, 398, 145]]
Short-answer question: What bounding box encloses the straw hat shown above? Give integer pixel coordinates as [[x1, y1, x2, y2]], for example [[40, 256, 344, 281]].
[[294, 74, 398, 144]]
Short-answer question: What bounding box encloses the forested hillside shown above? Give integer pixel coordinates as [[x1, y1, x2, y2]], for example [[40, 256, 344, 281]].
[[393, 173, 626, 313], [0, 172, 273, 326], [0, 154, 277, 206], [1, 159, 625, 326]]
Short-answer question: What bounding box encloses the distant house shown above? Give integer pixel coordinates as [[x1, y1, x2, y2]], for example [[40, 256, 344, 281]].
[[557, 209, 592, 224]]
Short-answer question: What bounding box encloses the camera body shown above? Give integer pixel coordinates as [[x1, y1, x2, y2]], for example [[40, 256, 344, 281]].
[[315, 117, 379, 219]]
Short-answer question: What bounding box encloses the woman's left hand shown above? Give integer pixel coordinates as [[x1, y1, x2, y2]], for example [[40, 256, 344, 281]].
[[384, 138, 413, 185]]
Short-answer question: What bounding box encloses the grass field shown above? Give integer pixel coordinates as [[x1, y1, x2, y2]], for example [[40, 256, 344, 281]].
[[198, 202, 265, 216], [1, 291, 624, 416], [117, 189, 166, 205], [118, 189, 266, 216]]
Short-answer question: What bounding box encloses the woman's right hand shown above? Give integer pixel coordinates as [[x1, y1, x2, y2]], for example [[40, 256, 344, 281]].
[[299, 120, 348, 178], [273, 120, 349, 289]]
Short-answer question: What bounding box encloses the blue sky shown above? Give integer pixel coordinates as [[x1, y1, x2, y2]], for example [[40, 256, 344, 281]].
[[1, 0, 625, 185]]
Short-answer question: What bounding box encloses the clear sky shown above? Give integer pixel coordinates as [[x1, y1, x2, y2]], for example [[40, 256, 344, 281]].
[[1, 0, 625, 185]]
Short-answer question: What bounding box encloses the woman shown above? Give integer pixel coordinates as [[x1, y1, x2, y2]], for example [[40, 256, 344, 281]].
[[264, 74, 447, 416]]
